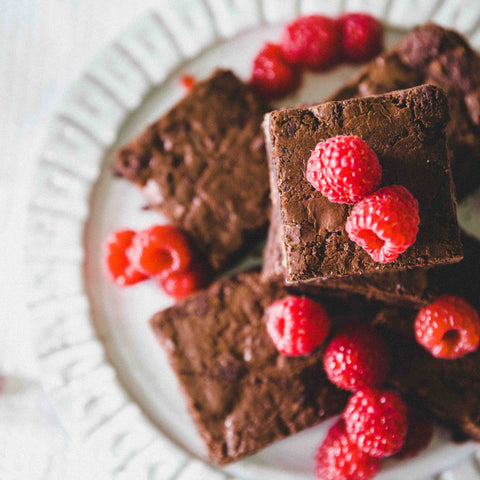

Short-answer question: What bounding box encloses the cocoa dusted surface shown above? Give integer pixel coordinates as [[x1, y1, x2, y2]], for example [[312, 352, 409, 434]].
[[115, 70, 270, 271], [266, 85, 462, 283], [150, 272, 357, 465], [330, 23, 480, 200]]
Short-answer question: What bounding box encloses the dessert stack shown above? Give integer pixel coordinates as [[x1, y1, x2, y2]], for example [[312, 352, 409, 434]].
[[105, 15, 480, 480]]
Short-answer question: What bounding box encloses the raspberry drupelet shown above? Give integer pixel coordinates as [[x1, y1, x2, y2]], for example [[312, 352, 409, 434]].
[[265, 295, 330, 356], [345, 185, 420, 263], [280, 15, 341, 69], [415, 295, 480, 359], [159, 257, 210, 300], [306, 135, 382, 204], [344, 388, 408, 458], [316, 419, 381, 480], [250, 43, 300, 99], [340, 13, 384, 62], [180, 74, 197, 91], [323, 323, 389, 392], [128, 225, 192, 277], [104, 230, 148, 287]]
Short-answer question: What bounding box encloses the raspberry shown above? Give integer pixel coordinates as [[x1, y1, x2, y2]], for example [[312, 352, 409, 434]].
[[128, 225, 192, 277], [306, 136, 382, 204], [340, 13, 384, 62], [316, 419, 381, 480], [250, 43, 300, 99], [159, 258, 210, 300], [345, 185, 420, 263], [265, 296, 330, 356], [415, 295, 480, 359], [280, 15, 341, 69], [323, 323, 389, 392], [344, 388, 408, 458], [395, 406, 434, 459], [180, 74, 197, 91], [104, 230, 148, 287]]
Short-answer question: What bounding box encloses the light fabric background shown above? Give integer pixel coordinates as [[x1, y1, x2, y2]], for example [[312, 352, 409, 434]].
[[1, 1, 165, 478]]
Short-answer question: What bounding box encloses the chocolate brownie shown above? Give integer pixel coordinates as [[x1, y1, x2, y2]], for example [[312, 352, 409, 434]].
[[261, 200, 433, 306], [371, 233, 480, 439], [115, 70, 269, 271], [150, 272, 356, 465], [330, 23, 480, 200], [375, 305, 480, 440], [265, 85, 462, 283]]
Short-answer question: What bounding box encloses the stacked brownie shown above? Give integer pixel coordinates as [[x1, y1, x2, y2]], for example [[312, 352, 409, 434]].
[[264, 85, 462, 281], [115, 24, 480, 468]]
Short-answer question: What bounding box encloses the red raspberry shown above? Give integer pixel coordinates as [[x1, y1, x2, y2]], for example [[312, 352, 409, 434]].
[[340, 13, 384, 62], [395, 406, 434, 459], [280, 15, 341, 69], [180, 74, 197, 91], [344, 388, 408, 458], [265, 296, 330, 356], [323, 323, 389, 392], [128, 225, 192, 277], [104, 230, 148, 287], [345, 185, 420, 263], [415, 295, 480, 359], [316, 419, 381, 480], [159, 258, 210, 300], [306, 136, 382, 204], [250, 43, 300, 99]]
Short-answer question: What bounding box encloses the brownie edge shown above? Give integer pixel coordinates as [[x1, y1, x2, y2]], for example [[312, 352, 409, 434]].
[[115, 69, 270, 271], [375, 307, 480, 440], [150, 272, 350, 465], [261, 181, 437, 307]]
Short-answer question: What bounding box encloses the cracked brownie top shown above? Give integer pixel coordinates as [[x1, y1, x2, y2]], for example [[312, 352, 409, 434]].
[[265, 85, 462, 282], [115, 70, 270, 271], [149, 271, 358, 464]]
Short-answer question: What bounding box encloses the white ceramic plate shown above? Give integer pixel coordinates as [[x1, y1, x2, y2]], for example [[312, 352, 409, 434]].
[[25, 0, 480, 479]]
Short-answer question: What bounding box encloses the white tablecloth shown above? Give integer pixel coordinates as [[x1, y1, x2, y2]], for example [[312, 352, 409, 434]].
[[0, 1, 164, 478]]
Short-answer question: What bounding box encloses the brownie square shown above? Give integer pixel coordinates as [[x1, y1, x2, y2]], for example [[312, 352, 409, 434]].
[[330, 23, 480, 201], [150, 271, 355, 465], [265, 85, 462, 283], [115, 70, 270, 271], [375, 305, 480, 440], [371, 233, 480, 439]]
